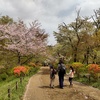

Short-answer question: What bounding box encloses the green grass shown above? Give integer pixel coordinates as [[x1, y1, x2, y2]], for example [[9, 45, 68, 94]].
[[74, 75, 100, 89], [0, 67, 39, 100]]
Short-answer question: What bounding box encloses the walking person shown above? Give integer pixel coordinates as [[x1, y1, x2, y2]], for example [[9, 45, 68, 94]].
[[57, 59, 66, 89], [68, 66, 75, 87], [50, 66, 56, 88]]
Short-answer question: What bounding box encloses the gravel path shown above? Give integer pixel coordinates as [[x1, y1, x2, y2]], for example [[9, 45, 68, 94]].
[[23, 67, 100, 100]]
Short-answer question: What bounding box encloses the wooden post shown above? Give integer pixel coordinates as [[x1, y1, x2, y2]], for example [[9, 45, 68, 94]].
[[16, 81, 18, 90], [8, 87, 10, 99], [88, 75, 90, 83]]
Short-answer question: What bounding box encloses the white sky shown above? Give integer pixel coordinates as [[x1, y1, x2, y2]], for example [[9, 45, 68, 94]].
[[0, 0, 100, 45]]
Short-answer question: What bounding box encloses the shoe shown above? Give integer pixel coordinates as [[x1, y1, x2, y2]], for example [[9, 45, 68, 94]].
[[52, 85, 55, 88], [60, 87, 63, 89], [50, 84, 51, 87]]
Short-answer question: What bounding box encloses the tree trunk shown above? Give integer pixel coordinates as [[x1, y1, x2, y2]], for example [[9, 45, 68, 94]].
[[73, 53, 77, 62], [21, 55, 33, 65], [17, 51, 21, 65], [86, 48, 89, 64], [92, 54, 97, 64], [73, 47, 78, 62]]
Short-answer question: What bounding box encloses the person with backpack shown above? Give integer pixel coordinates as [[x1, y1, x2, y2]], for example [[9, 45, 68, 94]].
[[50, 66, 56, 88], [57, 59, 66, 89], [67, 66, 75, 87]]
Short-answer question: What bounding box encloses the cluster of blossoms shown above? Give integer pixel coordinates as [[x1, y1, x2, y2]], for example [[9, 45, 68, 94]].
[[0, 20, 48, 65], [13, 66, 29, 76]]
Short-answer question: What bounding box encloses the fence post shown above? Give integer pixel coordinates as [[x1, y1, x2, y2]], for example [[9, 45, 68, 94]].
[[88, 75, 91, 83], [8, 86, 11, 99], [16, 81, 18, 90]]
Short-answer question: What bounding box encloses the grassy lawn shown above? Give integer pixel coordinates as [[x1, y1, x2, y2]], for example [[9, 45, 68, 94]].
[[0, 67, 39, 100]]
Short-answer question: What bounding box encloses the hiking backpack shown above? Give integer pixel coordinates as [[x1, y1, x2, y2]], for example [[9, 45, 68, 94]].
[[59, 64, 66, 74]]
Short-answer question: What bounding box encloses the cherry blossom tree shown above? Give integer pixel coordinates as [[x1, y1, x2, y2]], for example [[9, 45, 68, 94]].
[[0, 20, 48, 65]]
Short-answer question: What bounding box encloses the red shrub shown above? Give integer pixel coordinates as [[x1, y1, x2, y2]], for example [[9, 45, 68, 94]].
[[13, 66, 28, 76]]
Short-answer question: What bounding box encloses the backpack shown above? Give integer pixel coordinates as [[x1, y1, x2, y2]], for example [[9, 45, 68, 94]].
[[59, 64, 66, 74], [51, 69, 56, 78]]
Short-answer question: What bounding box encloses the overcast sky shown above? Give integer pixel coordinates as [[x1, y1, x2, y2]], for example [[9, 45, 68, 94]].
[[0, 0, 100, 45]]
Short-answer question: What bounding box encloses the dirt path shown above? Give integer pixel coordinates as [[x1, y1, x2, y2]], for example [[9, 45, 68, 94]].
[[23, 67, 100, 100]]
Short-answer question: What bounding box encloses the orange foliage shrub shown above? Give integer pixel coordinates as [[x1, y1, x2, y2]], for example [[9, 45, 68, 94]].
[[13, 66, 29, 76], [88, 64, 100, 73], [88, 64, 100, 79]]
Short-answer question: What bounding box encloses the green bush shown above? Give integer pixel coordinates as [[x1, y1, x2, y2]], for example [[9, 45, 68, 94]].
[[0, 73, 8, 80], [0, 77, 2, 81], [6, 75, 16, 82], [0, 68, 6, 74], [92, 82, 100, 89], [6, 68, 13, 76], [29, 67, 39, 76]]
